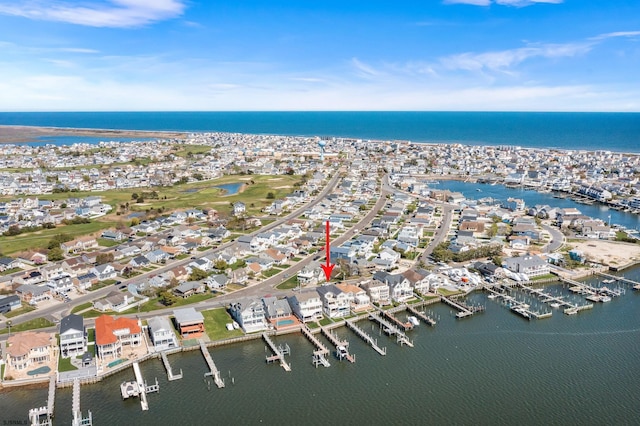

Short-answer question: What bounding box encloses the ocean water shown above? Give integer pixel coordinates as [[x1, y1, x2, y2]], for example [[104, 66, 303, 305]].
[[2, 268, 640, 425], [0, 112, 638, 152]]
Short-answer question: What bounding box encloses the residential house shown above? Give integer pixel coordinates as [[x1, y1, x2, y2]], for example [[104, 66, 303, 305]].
[[287, 290, 324, 323], [174, 281, 206, 298], [15, 284, 51, 304], [316, 285, 351, 319], [91, 264, 117, 281], [373, 271, 413, 302], [502, 255, 550, 278], [147, 316, 178, 351], [5, 331, 56, 371], [59, 314, 86, 358], [0, 295, 21, 314], [173, 307, 205, 338], [262, 296, 294, 321], [95, 315, 142, 359], [360, 280, 391, 306], [229, 299, 268, 333], [335, 283, 371, 313]]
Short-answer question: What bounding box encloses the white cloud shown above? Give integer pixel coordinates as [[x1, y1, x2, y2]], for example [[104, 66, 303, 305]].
[[444, 0, 562, 6], [350, 58, 383, 78], [441, 43, 591, 72], [0, 0, 186, 28], [590, 31, 640, 41]]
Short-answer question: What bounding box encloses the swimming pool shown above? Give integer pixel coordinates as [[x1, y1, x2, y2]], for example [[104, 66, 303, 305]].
[[277, 319, 295, 326]]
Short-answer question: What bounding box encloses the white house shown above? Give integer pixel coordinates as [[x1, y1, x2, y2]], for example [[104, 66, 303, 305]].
[[59, 314, 86, 358], [147, 316, 178, 351]]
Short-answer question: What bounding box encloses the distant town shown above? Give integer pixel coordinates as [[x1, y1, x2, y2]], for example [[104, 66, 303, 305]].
[[1, 131, 640, 421]]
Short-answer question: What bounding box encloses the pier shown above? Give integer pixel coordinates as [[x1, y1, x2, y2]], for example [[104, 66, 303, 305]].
[[160, 351, 183, 381], [345, 320, 386, 356], [28, 376, 55, 426], [71, 379, 93, 426], [300, 324, 331, 368], [132, 362, 149, 411], [321, 327, 355, 363], [559, 276, 620, 304], [596, 271, 640, 289], [442, 296, 484, 319], [199, 340, 225, 388], [485, 287, 552, 320], [405, 304, 437, 326], [262, 333, 292, 371], [375, 306, 414, 332], [369, 313, 414, 347]]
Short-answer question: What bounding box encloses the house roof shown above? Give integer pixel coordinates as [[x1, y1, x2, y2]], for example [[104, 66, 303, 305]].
[[173, 307, 204, 325], [95, 315, 141, 346], [7, 331, 54, 357], [60, 313, 83, 334]]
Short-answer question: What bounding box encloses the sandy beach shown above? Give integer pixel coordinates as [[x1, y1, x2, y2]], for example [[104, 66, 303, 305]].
[[0, 125, 186, 144]]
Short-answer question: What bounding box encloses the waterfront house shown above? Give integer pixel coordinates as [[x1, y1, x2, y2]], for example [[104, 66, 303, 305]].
[[316, 285, 351, 319], [5, 331, 56, 372], [360, 280, 391, 306], [373, 271, 413, 303], [173, 307, 205, 338], [229, 298, 268, 333], [262, 296, 294, 321], [147, 316, 178, 351], [401, 268, 431, 294], [335, 283, 371, 313], [59, 314, 87, 358], [95, 315, 142, 359], [287, 290, 324, 323], [502, 255, 550, 278]]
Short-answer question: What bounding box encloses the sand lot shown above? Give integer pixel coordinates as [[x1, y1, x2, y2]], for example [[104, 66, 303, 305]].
[[569, 240, 640, 266]]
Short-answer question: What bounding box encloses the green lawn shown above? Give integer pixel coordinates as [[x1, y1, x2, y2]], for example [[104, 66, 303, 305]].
[[437, 288, 462, 296], [120, 293, 216, 315], [87, 328, 95, 343], [4, 304, 36, 318], [81, 309, 106, 319], [0, 317, 55, 334], [70, 302, 94, 314], [88, 280, 117, 291], [0, 267, 22, 276], [276, 276, 300, 290], [262, 268, 280, 278], [201, 308, 244, 341], [58, 356, 78, 372], [97, 238, 121, 247]]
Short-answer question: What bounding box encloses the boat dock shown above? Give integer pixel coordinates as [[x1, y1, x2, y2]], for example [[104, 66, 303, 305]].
[[262, 333, 291, 371], [596, 271, 640, 289], [300, 324, 331, 368], [320, 327, 355, 363], [369, 313, 414, 347], [132, 362, 149, 411], [405, 304, 436, 326], [559, 276, 621, 303], [160, 351, 183, 381], [71, 379, 92, 426], [28, 376, 55, 426], [199, 340, 225, 388], [345, 320, 386, 356], [485, 287, 552, 320], [376, 306, 414, 332], [442, 296, 484, 319]]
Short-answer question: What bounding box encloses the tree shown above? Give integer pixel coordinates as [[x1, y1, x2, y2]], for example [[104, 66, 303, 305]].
[[487, 223, 498, 238], [96, 253, 114, 265], [130, 217, 140, 226], [266, 192, 275, 199], [48, 233, 73, 249], [189, 267, 208, 281], [131, 193, 139, 200], [159, 291, 178, 306], [47, 247, 65, 261], [214, 259, 228, 271]]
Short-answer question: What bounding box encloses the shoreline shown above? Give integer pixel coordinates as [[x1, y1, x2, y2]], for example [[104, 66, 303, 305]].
[[0, 125, 188, 144]]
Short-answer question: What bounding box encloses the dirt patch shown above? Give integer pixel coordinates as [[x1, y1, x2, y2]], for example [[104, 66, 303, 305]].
[[569, 240, 640, 266]]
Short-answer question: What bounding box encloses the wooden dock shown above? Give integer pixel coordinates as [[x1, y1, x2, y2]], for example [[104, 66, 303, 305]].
[[321, 327, 355, 363], [345, 320, 386, 356], [376, 307, 414, 332], [199, 340, 225, 387], [485, 287, 552, 320], [28, 376, 55, 426], [300, 324, 331, 368], [132, 362, 149, 411], [262, 333, 291, 371], [369, 313, 414, 347], [442, 296, 483, 319], [405, 304, 436, 326], [71, 378, 92, 426], [596, 271, 640, 288], [160, 351, 183, 381]]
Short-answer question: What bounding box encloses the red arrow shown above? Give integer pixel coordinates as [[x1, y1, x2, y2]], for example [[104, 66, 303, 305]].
[[320, 220, 335, 281]]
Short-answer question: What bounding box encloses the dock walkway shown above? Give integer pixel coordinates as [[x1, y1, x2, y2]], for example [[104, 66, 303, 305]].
[[321, 327, 355, 363], [132, 362, 149, 411], [345, 320, 386, 356], [71, 378, 92, 426], [28, 376, 55, 426], [300, 324, 330, 368], [596, 271, 640, 290], [160, 351, 183, 381], [442, 296, 483, 319], [485, 287, 552, 320], [262, 333, 291, 371], [405, 304, 436, 326], [369, 313, 414, 347], [199, 340, 225, 388]]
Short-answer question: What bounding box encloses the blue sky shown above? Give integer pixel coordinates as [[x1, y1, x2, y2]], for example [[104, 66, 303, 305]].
[[0, 0, 638, 111]]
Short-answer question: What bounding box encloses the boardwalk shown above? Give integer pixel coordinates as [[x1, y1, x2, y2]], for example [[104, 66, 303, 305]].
[[405, 305, 437, 326], [345, 320, 386, 356], [442, 296, 479, 319], [369, 313, 414, 347], [71, 378, 93, 426], [199, 340, 225, 388], [300, 324, 331, 368], [28, 376, 55, 426], [596, 271, 640, 288], [262, 333, 292, 372], [132, 362, 149, 411]]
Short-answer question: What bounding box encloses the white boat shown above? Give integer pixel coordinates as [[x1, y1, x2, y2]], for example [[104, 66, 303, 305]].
[[488, 294, 497, 299], [600, 295, 612, 303], [408, 316, 420, 326], [550, 302, 561, 309]]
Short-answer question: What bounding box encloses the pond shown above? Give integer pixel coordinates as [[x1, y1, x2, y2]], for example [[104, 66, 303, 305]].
[[215, 182, 244, 195]]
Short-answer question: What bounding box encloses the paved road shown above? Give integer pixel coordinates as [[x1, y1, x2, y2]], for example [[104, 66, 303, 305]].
[[542, 224, 564, 252], [1, 167, 345, 330]]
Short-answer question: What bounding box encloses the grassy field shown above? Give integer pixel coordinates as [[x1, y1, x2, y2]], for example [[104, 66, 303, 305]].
[[4, 304, 36, 318], [276, 276, 300, 290], [201, 307, 244, 341], [0, 174, 302, 255], [70, 302, 93, 314], [0, 317, 55, 334]]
